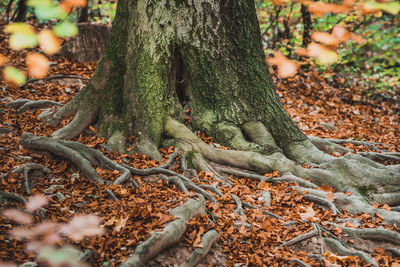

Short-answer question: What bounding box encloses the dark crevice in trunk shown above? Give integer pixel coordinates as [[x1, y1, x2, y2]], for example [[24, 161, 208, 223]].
[[174, 49, 189, 109]]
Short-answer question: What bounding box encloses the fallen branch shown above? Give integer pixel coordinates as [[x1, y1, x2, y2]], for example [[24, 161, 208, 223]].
[[181, 229, 219, 267], [121, 196, 206, 267]]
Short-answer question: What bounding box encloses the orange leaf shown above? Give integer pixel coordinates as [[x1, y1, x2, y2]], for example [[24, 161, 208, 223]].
[[312, 31, 340, 47], [26, 53, 49, 78], [38, 30, 61, 55], [0, 54, 8, 66]]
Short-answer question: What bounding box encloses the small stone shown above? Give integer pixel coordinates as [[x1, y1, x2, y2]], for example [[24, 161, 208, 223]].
[[65, 87, 72, 93]]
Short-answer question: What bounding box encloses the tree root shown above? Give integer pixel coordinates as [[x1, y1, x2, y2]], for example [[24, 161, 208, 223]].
[[180, 229, 219, 267], [302, 194, 340, 215], [242, 202, 283, 220], [0, 190, 26, 204], [328, 223, 400, 245], [314, 137, 386, 151], [324, 237, 378, 266], [294, 186, 400, 226], [21, 74, 89, 88], [11, 163, 52, 195], [287, 259, 312, 267], [231, 194, 245, 216], [20, 133, 128, 184], [120, 196, 206, 267], [308, 136, 352, 154], [358, 152, 400, 162], [385, 247, 400, 257], [281, 228, 318, 247], [4, 99, 61, 113], [181, 151, 200, 182]]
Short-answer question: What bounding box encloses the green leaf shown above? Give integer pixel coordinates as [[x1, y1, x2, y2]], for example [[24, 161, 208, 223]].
[[27, 0, 53, 7], [53, 22, 78, 37], [4, 67, 26, 85], [5, 23, 35, 34], [9, 33, 38, 49], [34, 6, 67, 20]]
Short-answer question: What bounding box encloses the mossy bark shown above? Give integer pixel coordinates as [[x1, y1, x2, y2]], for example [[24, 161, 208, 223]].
[[53, 0, 307, 156]]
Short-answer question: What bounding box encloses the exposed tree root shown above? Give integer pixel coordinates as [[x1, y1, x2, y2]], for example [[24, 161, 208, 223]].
[[242, 201, 283, 220], [11, 163, 52, 195], [311, 137, 387, 151], [329, 223, 400, 245], [4, 99, 61, 113], [164, 118, 400, 225], [281, 228, 318, 247], [287, 259, 312, 267], [295, 186, 400, 226], [358, 151, 400, 162], [21, 74, 89, 88], [324, 237, 378, 266], [308, 136, 353, 154], [385, 247, 400, 257], [231, 194, 245, 216], [181, 229, 219, 267], [0, 190, 26, 204], [121, 196, 206, 267]]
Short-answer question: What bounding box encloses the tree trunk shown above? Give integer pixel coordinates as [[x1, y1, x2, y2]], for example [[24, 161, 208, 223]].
[[49, 0, 400, 205], [50, 0, 305, 155]]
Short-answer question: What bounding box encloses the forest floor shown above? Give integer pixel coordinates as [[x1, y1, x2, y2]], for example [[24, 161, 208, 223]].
[[0, 30, 400, 266]]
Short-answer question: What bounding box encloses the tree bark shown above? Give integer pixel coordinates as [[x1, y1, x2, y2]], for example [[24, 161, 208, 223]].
[[51, 0, 306, 155]]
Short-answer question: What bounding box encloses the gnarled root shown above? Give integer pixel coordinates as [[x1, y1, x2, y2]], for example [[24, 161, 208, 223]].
[[121, 196, 206, 267], [181, 229, 219, 267], [164, 117, 400, 226]]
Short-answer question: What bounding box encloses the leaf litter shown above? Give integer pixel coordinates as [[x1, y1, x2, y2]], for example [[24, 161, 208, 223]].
[[0, 27, 399, 267]]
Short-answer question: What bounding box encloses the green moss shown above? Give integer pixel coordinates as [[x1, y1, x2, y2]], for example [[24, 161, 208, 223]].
[[185, 150, 195, 169]]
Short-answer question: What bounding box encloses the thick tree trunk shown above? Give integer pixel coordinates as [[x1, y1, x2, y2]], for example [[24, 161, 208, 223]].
[[50, 0, 306, 156]]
